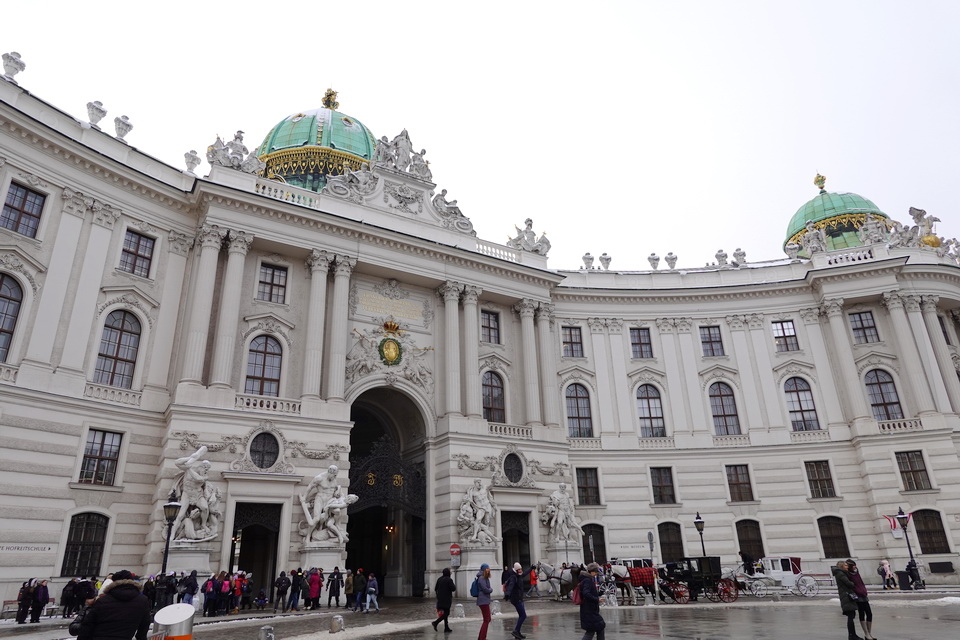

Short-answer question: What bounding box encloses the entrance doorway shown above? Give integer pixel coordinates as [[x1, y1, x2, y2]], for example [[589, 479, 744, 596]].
[[347, 388, 427, 596], [230, 503, 282, 601], [501, 511, 531, 569]]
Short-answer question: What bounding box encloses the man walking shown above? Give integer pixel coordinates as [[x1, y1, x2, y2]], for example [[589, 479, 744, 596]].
[[352, 569, 366, 612], [504, 562, 529, 639]]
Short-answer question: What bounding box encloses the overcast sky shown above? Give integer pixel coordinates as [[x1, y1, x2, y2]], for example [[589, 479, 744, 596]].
[[6, 1, 960, 271]]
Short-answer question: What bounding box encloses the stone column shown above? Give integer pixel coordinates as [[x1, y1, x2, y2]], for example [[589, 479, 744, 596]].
[[324, 255, 355, 401], [536, 303, 561, 428], [438, 281, 464, 416], [820, 298, 871, 421], [724, 315, 761, 431], [180, 224, 227, 383], [881, 292, 936, 414], [918, 296, 959, 413], [462, 285, 482, 417], [745, 314, 781, 428], [657, 318, 690, 433], [675, 318, 708, 433], [210, 230, 254, 388], [301, 250, 332, 399], [798, 307, 845, 425], [516, 299, 542, 426]]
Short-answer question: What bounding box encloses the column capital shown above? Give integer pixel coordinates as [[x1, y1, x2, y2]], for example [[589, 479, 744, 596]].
[[195, 223, 227, 250], [438, 280, 464, 301], [746, 313, 763, 330], [902, 294, 922, 313], [724, 314, 746, 330], [799, 307, 821, 324], [820, 297, 845, 317], [462, 285, 482, 304], [306, 249, 333, 273], [536, 302, 555, 321], [514, 298, 537, 317], [334, 255, 356, 277], [587, 317, 606, 333], [675, 317, 693, 333], [655, 318, 676, 333], [167, 230, 191, 256], [920, 295, 940, 314], [226, 230, 254, 254]]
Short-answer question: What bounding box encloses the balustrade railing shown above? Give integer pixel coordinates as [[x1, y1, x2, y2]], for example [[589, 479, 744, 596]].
[[84, 383, 142, 406], [489, 422, 533, 439], [235, 394, 302, 414], [878, 418, 923, 433]]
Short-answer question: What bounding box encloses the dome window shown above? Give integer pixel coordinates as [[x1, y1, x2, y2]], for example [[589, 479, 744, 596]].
[[341, 116, 354, 127], [291, 113, 306, 123]]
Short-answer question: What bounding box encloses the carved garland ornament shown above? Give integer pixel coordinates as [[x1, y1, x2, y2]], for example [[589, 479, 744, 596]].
[[97, 293, 156, 328], [492, 444, 537, 488], [172, 425, 344, 468], [0, 254, 40, 293], [242, 318, 293, 348]]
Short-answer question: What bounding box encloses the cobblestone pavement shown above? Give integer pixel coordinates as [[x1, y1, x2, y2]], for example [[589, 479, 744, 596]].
[[2, 593, 959, 640]]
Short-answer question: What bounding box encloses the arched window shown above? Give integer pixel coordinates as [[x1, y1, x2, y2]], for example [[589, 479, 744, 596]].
[[817, 516, 851, 558], [658, 522, 684, 564], [735, 519, 765, 560], [865, 369, 904, 421], [566, 383, 593, 438], [60, 513, 108, 577], [93, 310, 141, 389], [913, 509, 950, 554], [482, 371, 505, 423], [637, 384, 666, 437], [785, 377, 820, 431], [0, 273, 23, 362], [581, 523, 607, 564], [244, 335, 282, 396], [709, 382, 741, 435]]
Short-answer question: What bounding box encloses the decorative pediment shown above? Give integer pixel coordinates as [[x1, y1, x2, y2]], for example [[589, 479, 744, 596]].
[[242, 312, 295, 347], [772, 358, 817, 385], [557, 364, 595, 389], [97, 286, 159, 327], [0, 246, 45, 293], [628, 365, 667, 388], [699, 364, 741, 390], [854, 351, 900, 377], [479, 352, 513, 377]]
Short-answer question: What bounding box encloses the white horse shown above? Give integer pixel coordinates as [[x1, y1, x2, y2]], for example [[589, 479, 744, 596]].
[[608, 565, 638, 605], [537, 561, 580, 601]]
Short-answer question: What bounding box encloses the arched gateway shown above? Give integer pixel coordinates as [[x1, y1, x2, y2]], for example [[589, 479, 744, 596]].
[[347, 387, 428, 596]]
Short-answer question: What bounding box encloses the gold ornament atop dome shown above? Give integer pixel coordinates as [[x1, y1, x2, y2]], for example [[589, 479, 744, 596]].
[[814, 173, 826, 193], [382, 319, 401, 334], [321, 88, 340, 110], [921, 234, 942, 248]]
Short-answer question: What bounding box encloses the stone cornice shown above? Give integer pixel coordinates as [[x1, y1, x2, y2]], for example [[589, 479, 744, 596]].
[[550, 281, 811, 305]]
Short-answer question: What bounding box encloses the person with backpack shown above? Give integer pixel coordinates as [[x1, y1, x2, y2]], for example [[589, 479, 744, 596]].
[[352, 569, 367, 612], [273, 571, 290, 613], [202, 573, 220, 617], [364, 572, 380, 613], [504, 562, 529, 639], [61, 578, 78, 618], [28, 579, 49, 623], [15, 579, 35, 624], [577, 563, 605, 640], [431, 567, 456, 632], [181, 570, 199, 606], [288, 568, 302, 611], [473, 563, 494, 640]]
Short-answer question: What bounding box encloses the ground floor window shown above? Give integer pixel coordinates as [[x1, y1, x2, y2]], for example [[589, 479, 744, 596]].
[[581, 523, 607, 564], [61, 513, 108, 577], [658, 522, 684, 563]]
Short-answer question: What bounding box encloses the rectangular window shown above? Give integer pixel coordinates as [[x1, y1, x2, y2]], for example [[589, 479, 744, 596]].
[[726, 464, 754, 502], [700, 326, 725, 356], [118, 230, 155, 278], [2, 182, 45, 238], [79, 429, 122, 486], [772, 320, 800, 352], [575, 468, 601, 505], [849, 311, 880, 344], [650, 467, 676, 504], [257, 264, 288, 303], [896, 450, 932, 491], [481, 310, 500, 344], [562, 326, 584, 358], [630, 327, 654, 358], [804, 460, 836, 498]]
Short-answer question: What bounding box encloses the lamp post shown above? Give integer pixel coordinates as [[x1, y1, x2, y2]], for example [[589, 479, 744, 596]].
[[895, 507, 916, 584], [694, 512, 706, 556], [157, 490, 181, 610]]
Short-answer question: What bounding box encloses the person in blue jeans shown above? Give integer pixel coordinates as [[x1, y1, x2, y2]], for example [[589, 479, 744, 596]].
[[505, 562, 529, 639], [287, 569, 302, 611], [364, 573, 380, 613]]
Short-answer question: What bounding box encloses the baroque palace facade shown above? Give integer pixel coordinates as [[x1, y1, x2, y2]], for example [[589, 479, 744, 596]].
[[1, 59, 959, 599]]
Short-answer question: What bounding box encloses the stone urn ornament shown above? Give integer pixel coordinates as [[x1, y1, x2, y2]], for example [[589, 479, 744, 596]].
[[86, 101, 107, 127], [665, 252, 678, 269], [582, 252, 594, 269], [648, 253, 660, 270], [599, 253, 612, 270], [2, 52, 25, 81], [114, 115, 133, 141]]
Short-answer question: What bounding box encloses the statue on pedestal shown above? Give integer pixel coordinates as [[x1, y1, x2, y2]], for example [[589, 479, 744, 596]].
[[299, 466, 358, 544], [171, 446, 221, 542], [458, 479, 497, 545], [506, 218, 551, 256], [542, 482, 583, 543], [801, 220, 827, 255]]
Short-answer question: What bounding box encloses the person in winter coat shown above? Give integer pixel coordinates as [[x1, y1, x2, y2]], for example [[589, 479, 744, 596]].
[[344, 570, 354, 609], [77, 570, 152, 640], [326, 568, 343, 607], [142, 577, 157, 611], [432, 567, 457, 632], [846, 561, 876, 640], [288, 568, 302, 611], [181, 570, 199, 606], [15, 579, 35, 624], [504, 562, 529, 640], [300, 571, 311, 609], [364, 573, 380, 613], [352, 570, 367, 612], [273, 571, 290, 613], [525, 565, 540, 597], [29, 579, 49, 623], [475, 563, 494, 640], [578, 563, 605, 640], [832, 560, 861, 640], [308, 569, 322, 609], [878, 559, 896, 590], [60, 578, 78, 618]]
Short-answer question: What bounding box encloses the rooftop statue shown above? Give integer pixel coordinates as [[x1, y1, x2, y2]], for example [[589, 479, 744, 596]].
[[858, 212, 887, 244], [800, 220, 827, 255], [374, 136, 396, 169], [392, 129, 414, 172], [431, 189, 476, 235], [409, 149, 432, 181], [207, 130, 263, 174], [507, 218, 551, 256], [325, 161, 379, 203]]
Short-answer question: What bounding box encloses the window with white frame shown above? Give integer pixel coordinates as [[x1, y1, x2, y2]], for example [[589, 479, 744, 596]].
[[2, 182, 45, 238]]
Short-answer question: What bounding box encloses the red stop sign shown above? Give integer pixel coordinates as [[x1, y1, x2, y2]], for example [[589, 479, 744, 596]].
[[450, 543, 461, 556]]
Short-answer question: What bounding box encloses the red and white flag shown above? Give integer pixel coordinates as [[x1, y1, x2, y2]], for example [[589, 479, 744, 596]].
[[883, 513, 910, 530]]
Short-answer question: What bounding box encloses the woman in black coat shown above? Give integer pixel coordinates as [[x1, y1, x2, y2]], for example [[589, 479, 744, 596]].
[[432, 568, 457, 632], [77, 570, 152, 640], [578, 563, 605, 640]]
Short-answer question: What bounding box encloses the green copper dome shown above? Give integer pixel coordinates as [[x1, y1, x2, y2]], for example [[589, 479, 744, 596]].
[[784, 175, 888, 252], [256, 90, 377, 193]]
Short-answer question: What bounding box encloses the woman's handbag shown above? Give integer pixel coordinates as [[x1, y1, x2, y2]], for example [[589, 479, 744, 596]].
[[68, 606, 88, 636]]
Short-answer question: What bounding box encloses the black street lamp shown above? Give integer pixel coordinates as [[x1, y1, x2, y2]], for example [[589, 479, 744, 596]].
[[694, 512, 706, 556], [157, 490, 181, 610], [895, 507, 917, 580]]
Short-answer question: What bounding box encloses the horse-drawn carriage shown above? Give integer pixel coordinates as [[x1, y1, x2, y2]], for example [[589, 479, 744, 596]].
[[658, 556, 739, 603], [723, 556, 819, 598]]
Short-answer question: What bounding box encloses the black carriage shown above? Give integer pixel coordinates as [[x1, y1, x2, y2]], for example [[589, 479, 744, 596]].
[[658, 556, 738, 604]]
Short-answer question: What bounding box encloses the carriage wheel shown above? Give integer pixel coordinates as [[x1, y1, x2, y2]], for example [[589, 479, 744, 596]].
[[796, 575, 819, 597], [670, 583, 690, 604], [717, 578, 739, 602], [749, 580, 767, 598], [705, 586, 719, 602]]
